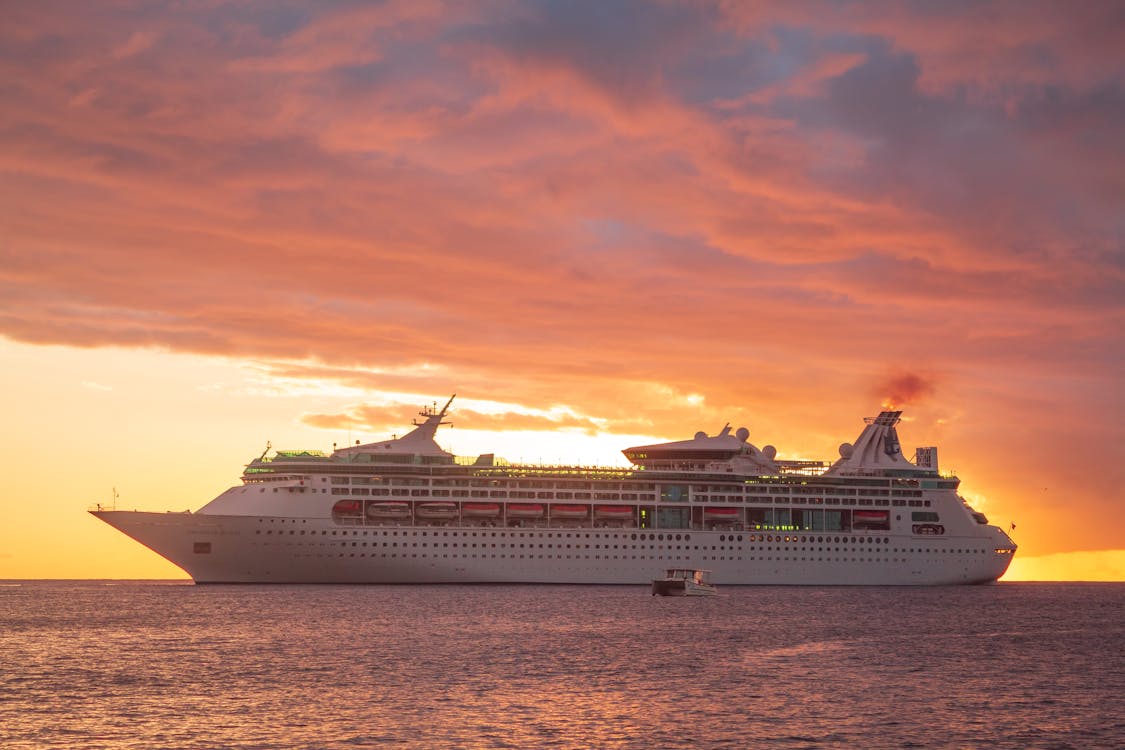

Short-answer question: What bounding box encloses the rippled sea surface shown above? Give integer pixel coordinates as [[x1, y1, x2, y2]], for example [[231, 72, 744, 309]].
[[1, 582, 1122, 749]]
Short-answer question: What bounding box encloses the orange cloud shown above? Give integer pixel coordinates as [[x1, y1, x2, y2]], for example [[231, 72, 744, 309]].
[[1, 1, 1122, 568], [301, 404, 602, 435]]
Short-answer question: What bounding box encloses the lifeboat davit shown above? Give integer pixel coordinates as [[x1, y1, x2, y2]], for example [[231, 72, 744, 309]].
[[550, 504, 588, 519], [416, 502, 458, 519], [332, 500, 363, 515], [506, 503, 545, 519], [594, 505, 634, 519], [366, 501, 410, 518], [462, 502, 501, 518], [703, 507, 740, 520]]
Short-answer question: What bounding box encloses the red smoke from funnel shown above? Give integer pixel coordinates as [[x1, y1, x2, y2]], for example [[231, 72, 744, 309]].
[[877, 372, 935, 409]]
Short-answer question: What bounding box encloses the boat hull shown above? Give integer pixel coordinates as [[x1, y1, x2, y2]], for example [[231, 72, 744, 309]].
[[91, 510, 1016, 585], [651, 580, 717, 596]]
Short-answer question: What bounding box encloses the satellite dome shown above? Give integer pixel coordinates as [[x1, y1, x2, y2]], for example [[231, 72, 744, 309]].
[[762, 445, 777, 460], [694, 431, 708, 440], [735, 427, 750, 442], [839, 442, 854, 458]]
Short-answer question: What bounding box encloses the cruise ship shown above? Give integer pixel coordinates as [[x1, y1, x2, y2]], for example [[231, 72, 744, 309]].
[[91, 396, 1017, 584]]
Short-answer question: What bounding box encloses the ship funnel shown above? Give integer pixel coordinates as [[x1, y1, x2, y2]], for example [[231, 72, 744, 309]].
[[826, 410, 916, 475]]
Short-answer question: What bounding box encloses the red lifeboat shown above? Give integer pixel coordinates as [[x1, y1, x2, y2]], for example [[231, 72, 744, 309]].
[[852, 510, 889, 529], [506, 503, 545, 518], [332, 500, 362, 515], [463, 502, 501, 518], [703, 507, 740, 519], [594, 505, 634, 518]]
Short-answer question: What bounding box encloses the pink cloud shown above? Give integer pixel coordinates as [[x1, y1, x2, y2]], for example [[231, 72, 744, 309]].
[[112, 30, 160, 60], [1, 1, 1122, 560], [301, 403, 602, 435]]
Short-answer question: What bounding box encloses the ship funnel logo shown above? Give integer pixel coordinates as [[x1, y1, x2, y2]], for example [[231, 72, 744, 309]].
[[884, 425, 901, 456]]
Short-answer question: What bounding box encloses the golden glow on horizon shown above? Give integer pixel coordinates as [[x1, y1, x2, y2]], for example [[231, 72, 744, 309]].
[[1004, 551, 1125, 583], [1, 340, 1121, 581]]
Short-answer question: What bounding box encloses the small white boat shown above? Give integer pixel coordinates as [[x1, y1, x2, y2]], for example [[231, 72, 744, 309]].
[[651, 568, 718, 596]]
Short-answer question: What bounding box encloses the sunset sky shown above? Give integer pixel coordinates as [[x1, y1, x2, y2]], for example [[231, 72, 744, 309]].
[[2, 1, 1122, 581]]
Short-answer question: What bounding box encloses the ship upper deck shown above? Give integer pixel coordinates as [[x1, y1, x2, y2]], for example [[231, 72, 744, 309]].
[[242, 399, 948, 486]]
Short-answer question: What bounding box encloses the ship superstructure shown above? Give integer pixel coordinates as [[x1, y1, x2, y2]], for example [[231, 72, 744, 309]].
[[91, 396, 1016, 584]]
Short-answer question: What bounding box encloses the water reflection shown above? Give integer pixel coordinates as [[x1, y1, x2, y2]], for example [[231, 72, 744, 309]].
[[0, 583, 1122, 749]]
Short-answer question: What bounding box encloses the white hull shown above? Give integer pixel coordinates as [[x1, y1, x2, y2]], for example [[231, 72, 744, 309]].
[[92, 510, 1014, 585]]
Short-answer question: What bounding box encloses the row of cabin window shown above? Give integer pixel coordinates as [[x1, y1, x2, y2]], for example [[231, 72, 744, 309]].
[[322, 487, 932, 508], [319, 476, 923, 497]]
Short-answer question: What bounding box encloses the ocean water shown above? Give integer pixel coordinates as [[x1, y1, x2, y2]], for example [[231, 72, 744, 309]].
[[1, 582, 1122, 749]]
